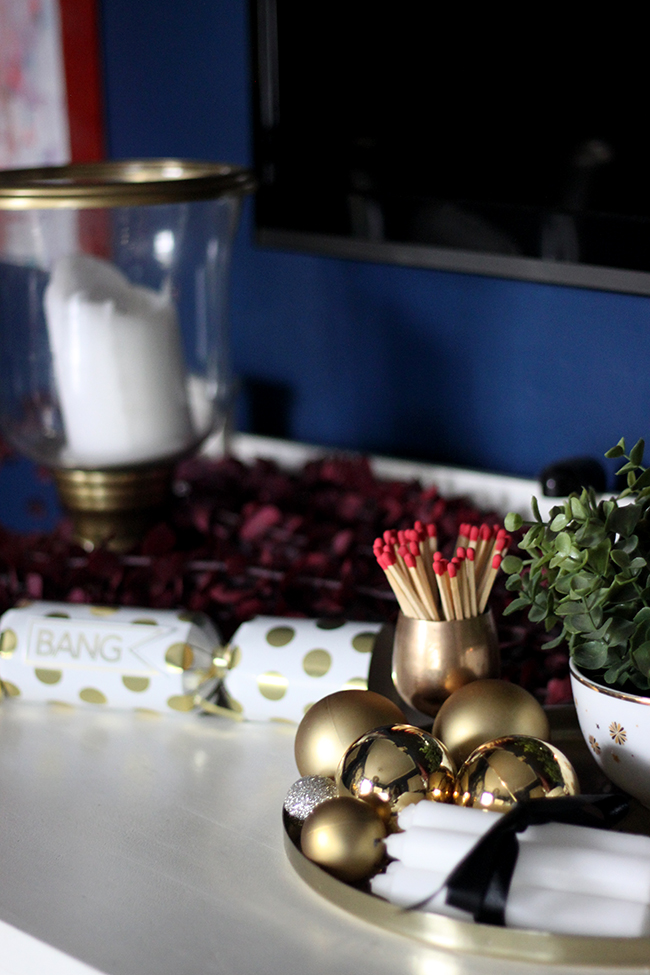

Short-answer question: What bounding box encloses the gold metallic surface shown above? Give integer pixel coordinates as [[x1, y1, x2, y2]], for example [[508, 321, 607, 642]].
[[302, 649, 332, 677], [0, 160, 256, 209], [0, 628, 17, 656], [432, 678, 551, 767], [34, 669, 62, 684], [54, 464, 174, 551], [122, 676, 150, 692], [300, 796, 386, 883], [336, 725, 456, 819], [392, 611, 500, 717], [165, 643, 195, 672], [284, 826, 650, 967], [294, 690, 406, 779], [166, 694, 195, 712], [78, 687, 107, 705], [454, 735, 580, 811]]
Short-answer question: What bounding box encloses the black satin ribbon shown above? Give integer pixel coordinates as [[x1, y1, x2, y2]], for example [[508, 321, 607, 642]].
[[443, 793, 630, 926]]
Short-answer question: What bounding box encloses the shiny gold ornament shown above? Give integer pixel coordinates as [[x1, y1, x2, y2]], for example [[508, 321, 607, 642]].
[[300, 796, 387, 883], [282, 776, 338, 843], [432, 678, 550, 767], [336, 724, 456, 821], [454, 735, 580, 812], [294, 689, 405, 778]]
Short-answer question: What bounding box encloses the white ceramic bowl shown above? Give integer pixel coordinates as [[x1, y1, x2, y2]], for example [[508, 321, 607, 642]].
[[570, 659, 650, 808]]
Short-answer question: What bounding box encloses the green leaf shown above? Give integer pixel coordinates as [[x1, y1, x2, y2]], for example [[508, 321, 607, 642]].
[[629, 672, 650, 690], [570, 496, 588, 520], [632, 468, 650, 491], [606, 504, 641, 537], [501, 555, 523, 575], [606, 618, 636, 646], [633, 606, 650, 625], [530, 496, 542, 523], [632, 642, 650, 678], [503, 597, 531, 616], [550, 512, 569, 532], [505, 512, 523, 532], [605, 440, 626, 458], [587, 539, 611, 575], [611, 550, 631, 569], [521, 525, 544, 550], [555, 599, 589, 616], [505, 574, 523, 592], [629, 438, 645, 468], [604, 661, 633, 685], [542, 632, 567, 650], [554, 532, 573, 556], [619, 534, 639, 554], [573, 641, 609, 670]]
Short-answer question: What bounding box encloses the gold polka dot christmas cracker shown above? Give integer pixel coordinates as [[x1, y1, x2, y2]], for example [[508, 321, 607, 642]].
[[0, 601, 221, 715], [0, 603, 382, 722], [220, 616, 382, 723]]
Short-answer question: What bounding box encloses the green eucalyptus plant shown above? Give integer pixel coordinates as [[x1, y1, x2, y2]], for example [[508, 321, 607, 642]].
[[502, 437, 650, 692]]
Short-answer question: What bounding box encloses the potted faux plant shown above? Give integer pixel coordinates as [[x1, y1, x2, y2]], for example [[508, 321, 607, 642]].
[[502, 437, 650, 807]]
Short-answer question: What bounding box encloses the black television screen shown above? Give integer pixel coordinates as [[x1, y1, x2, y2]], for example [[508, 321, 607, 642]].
[[251, 4, 650, 294]]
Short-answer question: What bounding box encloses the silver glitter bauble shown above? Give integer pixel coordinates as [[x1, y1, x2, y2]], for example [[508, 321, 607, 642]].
[[283, 775, 338, 842]]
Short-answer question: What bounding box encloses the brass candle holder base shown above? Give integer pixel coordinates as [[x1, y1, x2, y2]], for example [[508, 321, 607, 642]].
[[54, 464, 175, 552], [391, 611, 500, 718]]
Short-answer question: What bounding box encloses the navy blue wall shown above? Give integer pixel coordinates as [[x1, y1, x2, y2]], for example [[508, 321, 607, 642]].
[[2, 0, 648, 532], [99, 0, 646, 481]]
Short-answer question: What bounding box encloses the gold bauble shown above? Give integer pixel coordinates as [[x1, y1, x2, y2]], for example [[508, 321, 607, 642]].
[[336, 724, 456, 821], [454, 735, 580, 812], [432, 678, 550, 767], [300, 796, 387, 883], [294, 690, 406, 778]]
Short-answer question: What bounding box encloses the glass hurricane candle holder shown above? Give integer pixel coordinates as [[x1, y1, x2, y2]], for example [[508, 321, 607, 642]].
[[0, 160, 255, 549]]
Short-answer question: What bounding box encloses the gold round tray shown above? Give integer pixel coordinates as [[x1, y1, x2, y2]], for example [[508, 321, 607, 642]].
[[284, 706, 650, 968], [284, 827, 650, 968]]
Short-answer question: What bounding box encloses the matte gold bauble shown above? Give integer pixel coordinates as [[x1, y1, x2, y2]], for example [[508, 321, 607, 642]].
[[432, 679, 550, 767], [300, 796, 387, 883], [336, 724, 456, 821], [454, 735, 580, 812], [294, 689, 406, 778]]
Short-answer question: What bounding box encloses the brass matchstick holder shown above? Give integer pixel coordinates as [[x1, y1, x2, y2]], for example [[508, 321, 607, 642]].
[[392, 610, 500, 717]]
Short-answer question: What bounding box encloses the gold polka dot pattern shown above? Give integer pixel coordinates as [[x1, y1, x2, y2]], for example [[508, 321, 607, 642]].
[[265, 626, 296, 647], [352, 632, 377, 654], [167, 694, 195, 711], [257, 671, 289, 700], [302, 649, 332, 677], [79, 687, 107, 704], [122, 676, 150, 692], [0, 629, 17, 656], [35, 668, 63, 685]]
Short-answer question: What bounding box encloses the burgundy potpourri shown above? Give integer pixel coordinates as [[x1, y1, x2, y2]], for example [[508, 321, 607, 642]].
[[0, 450, 570, 705]]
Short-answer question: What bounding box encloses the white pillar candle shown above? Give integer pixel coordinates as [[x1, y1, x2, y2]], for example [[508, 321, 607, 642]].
[[371, 862, 650, 938], [397, 800, 650, 857], [45, 254, 193, 467], [385, 826, 650, 903]]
